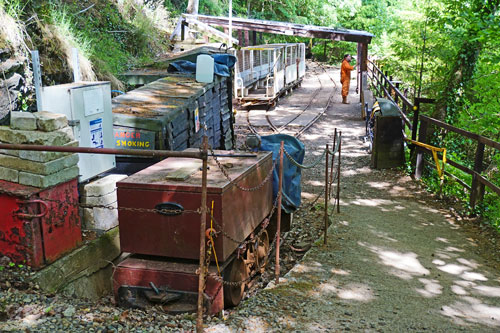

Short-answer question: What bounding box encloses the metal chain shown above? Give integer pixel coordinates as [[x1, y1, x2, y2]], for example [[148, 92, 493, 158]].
[[328, 134, 341, 156], [209, 193, 280, 245], [209, 145, 278, 192], [283, 147, 326, 169], [79, 203, 201, 215], [283, 133, 340, 170]]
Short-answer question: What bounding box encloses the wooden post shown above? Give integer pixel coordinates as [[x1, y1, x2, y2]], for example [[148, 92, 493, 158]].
[[238, 29, 243, 45], [357, 43, 361, 97], [324, 144, 329, 245], [336, 132, 342, 213], [275, 141, 284, 285], [389, 75, 393, 97], [411, 101, 420, 141], [181, 22, 186, 41], [379, 70, 384, 96], [252, 31, 257, 46], [470, 142, 485, 209], [361, 42, 368, 90], [384, 71, 389, 96], [403, 88, 409, 115], [395, 82, 400, 104], [244, 30, 250, 47], [196, 136, 208, 333], [415, 119, 428, 179]]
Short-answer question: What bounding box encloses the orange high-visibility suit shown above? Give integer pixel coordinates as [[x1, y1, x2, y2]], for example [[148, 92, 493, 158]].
[[340, 59, 354, 98]]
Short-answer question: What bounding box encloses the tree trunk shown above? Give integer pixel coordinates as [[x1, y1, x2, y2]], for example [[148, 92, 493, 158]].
[[433, 39, 481, 122], [186, 0, 199, 14]]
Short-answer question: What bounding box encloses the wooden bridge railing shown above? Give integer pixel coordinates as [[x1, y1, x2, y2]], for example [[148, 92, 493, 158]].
[[367, 59, 413, 130], [366, 59, 500, 210], [417, 116, 500, 209]]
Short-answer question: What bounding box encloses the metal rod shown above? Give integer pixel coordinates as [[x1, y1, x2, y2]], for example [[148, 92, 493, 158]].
[[275, 141, 284, 285], [196, 136, 209, 333], [329, 129, 337, 195], [324, 144, 329, 245], [210, 153, 257, 158], [0, 143, 205, 160], [336, 132, 342, 213]]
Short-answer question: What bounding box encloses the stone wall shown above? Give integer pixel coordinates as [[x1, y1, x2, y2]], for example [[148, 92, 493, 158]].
[[0, 48, 28, 125]]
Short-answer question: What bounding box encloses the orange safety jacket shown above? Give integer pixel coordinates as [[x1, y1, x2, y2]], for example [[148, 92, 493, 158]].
[[340, 59, 354, 84]]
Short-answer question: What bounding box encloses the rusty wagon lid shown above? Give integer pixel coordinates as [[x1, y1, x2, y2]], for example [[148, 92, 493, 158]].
[[117, 149, 273, 194]]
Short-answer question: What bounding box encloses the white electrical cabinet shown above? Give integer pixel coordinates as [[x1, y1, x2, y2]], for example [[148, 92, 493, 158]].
[[40, 82, 116, 182]]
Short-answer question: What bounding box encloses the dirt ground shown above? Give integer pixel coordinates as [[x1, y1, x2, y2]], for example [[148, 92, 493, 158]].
[[207, 65, 500, 332]]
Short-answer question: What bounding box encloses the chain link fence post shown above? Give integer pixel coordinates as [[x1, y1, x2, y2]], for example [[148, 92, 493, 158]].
[[196, 136, 209, 333], [324, 144, 329, 245], [275, 141, 284, 285]]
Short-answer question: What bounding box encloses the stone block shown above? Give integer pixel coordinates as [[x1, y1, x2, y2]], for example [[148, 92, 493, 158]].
[[82, 203, 119, 231], [80, 174, 128, 197], [0, 125, 74, 145], [0, 148, 19, 157], [34, 111, 68, 132], [0, 165, 19, 182], [0, 153, 78, 175], [10, 112, 37, 130], [19, 166, 79, 188], [18, 140, 78, 163], [80, 189, 118, 206], [31, 227, 120, 299]]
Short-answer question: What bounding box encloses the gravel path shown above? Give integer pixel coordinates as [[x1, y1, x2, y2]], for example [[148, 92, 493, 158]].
[[2, 63, 500, 332], [208, 64, 500, 332]]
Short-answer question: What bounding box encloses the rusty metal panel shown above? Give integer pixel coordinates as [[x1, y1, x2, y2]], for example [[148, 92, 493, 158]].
[[38, 179, 82, 263], [113, 255, 223, 314], [0, 179, 81, 268], [117, 150, 273, 261]]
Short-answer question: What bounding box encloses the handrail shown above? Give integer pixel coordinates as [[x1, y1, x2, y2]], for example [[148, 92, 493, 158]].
[[367, 58, 499, 211], [368, 59, 414, 109], [416, 116, 500, 208], [367, 60, 412, 129]]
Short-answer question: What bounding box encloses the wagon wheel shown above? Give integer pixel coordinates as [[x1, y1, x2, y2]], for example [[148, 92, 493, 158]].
[[256, 230, 270, 273], [223, 258, 248, 308]]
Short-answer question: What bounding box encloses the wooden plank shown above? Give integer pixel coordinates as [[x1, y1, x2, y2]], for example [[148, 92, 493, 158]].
[[420, 116, 480, 140], [470, 142, 485, 208], [185, 14, 373, 44], [418, 148, 499, 197], [479, 136, 500, 150], [415, 120, 427, 179], [476, 172, 500, 196], [368, 60, 413, 109], [424, 159, 471, 190], [183, 17, 239, 45]]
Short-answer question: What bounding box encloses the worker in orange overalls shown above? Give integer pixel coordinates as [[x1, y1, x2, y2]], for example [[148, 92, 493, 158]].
[[340, 54, 354, 104]]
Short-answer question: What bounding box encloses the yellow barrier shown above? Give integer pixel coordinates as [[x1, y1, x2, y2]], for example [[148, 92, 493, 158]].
[[406, 139, 447, 180]]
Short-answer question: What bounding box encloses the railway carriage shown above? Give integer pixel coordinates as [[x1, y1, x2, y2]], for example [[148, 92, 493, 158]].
[[233, 43, 306, 104]]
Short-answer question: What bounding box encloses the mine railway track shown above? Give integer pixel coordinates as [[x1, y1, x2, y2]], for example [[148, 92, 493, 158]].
[[246, 63, 337, 138]]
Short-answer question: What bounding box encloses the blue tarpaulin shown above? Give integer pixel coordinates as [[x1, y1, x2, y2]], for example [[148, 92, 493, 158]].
[[259, 134, 304, 214], [167, 54, 237, 77]]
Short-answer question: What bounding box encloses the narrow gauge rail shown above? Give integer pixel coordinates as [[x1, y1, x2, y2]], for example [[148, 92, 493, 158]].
[[246, 62, 336, 138], [232, 43, 306, 106]]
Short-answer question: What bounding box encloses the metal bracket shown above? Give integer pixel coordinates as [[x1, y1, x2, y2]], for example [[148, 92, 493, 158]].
[[68, 119, 80, 127], [15, 199, 48, 219]]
